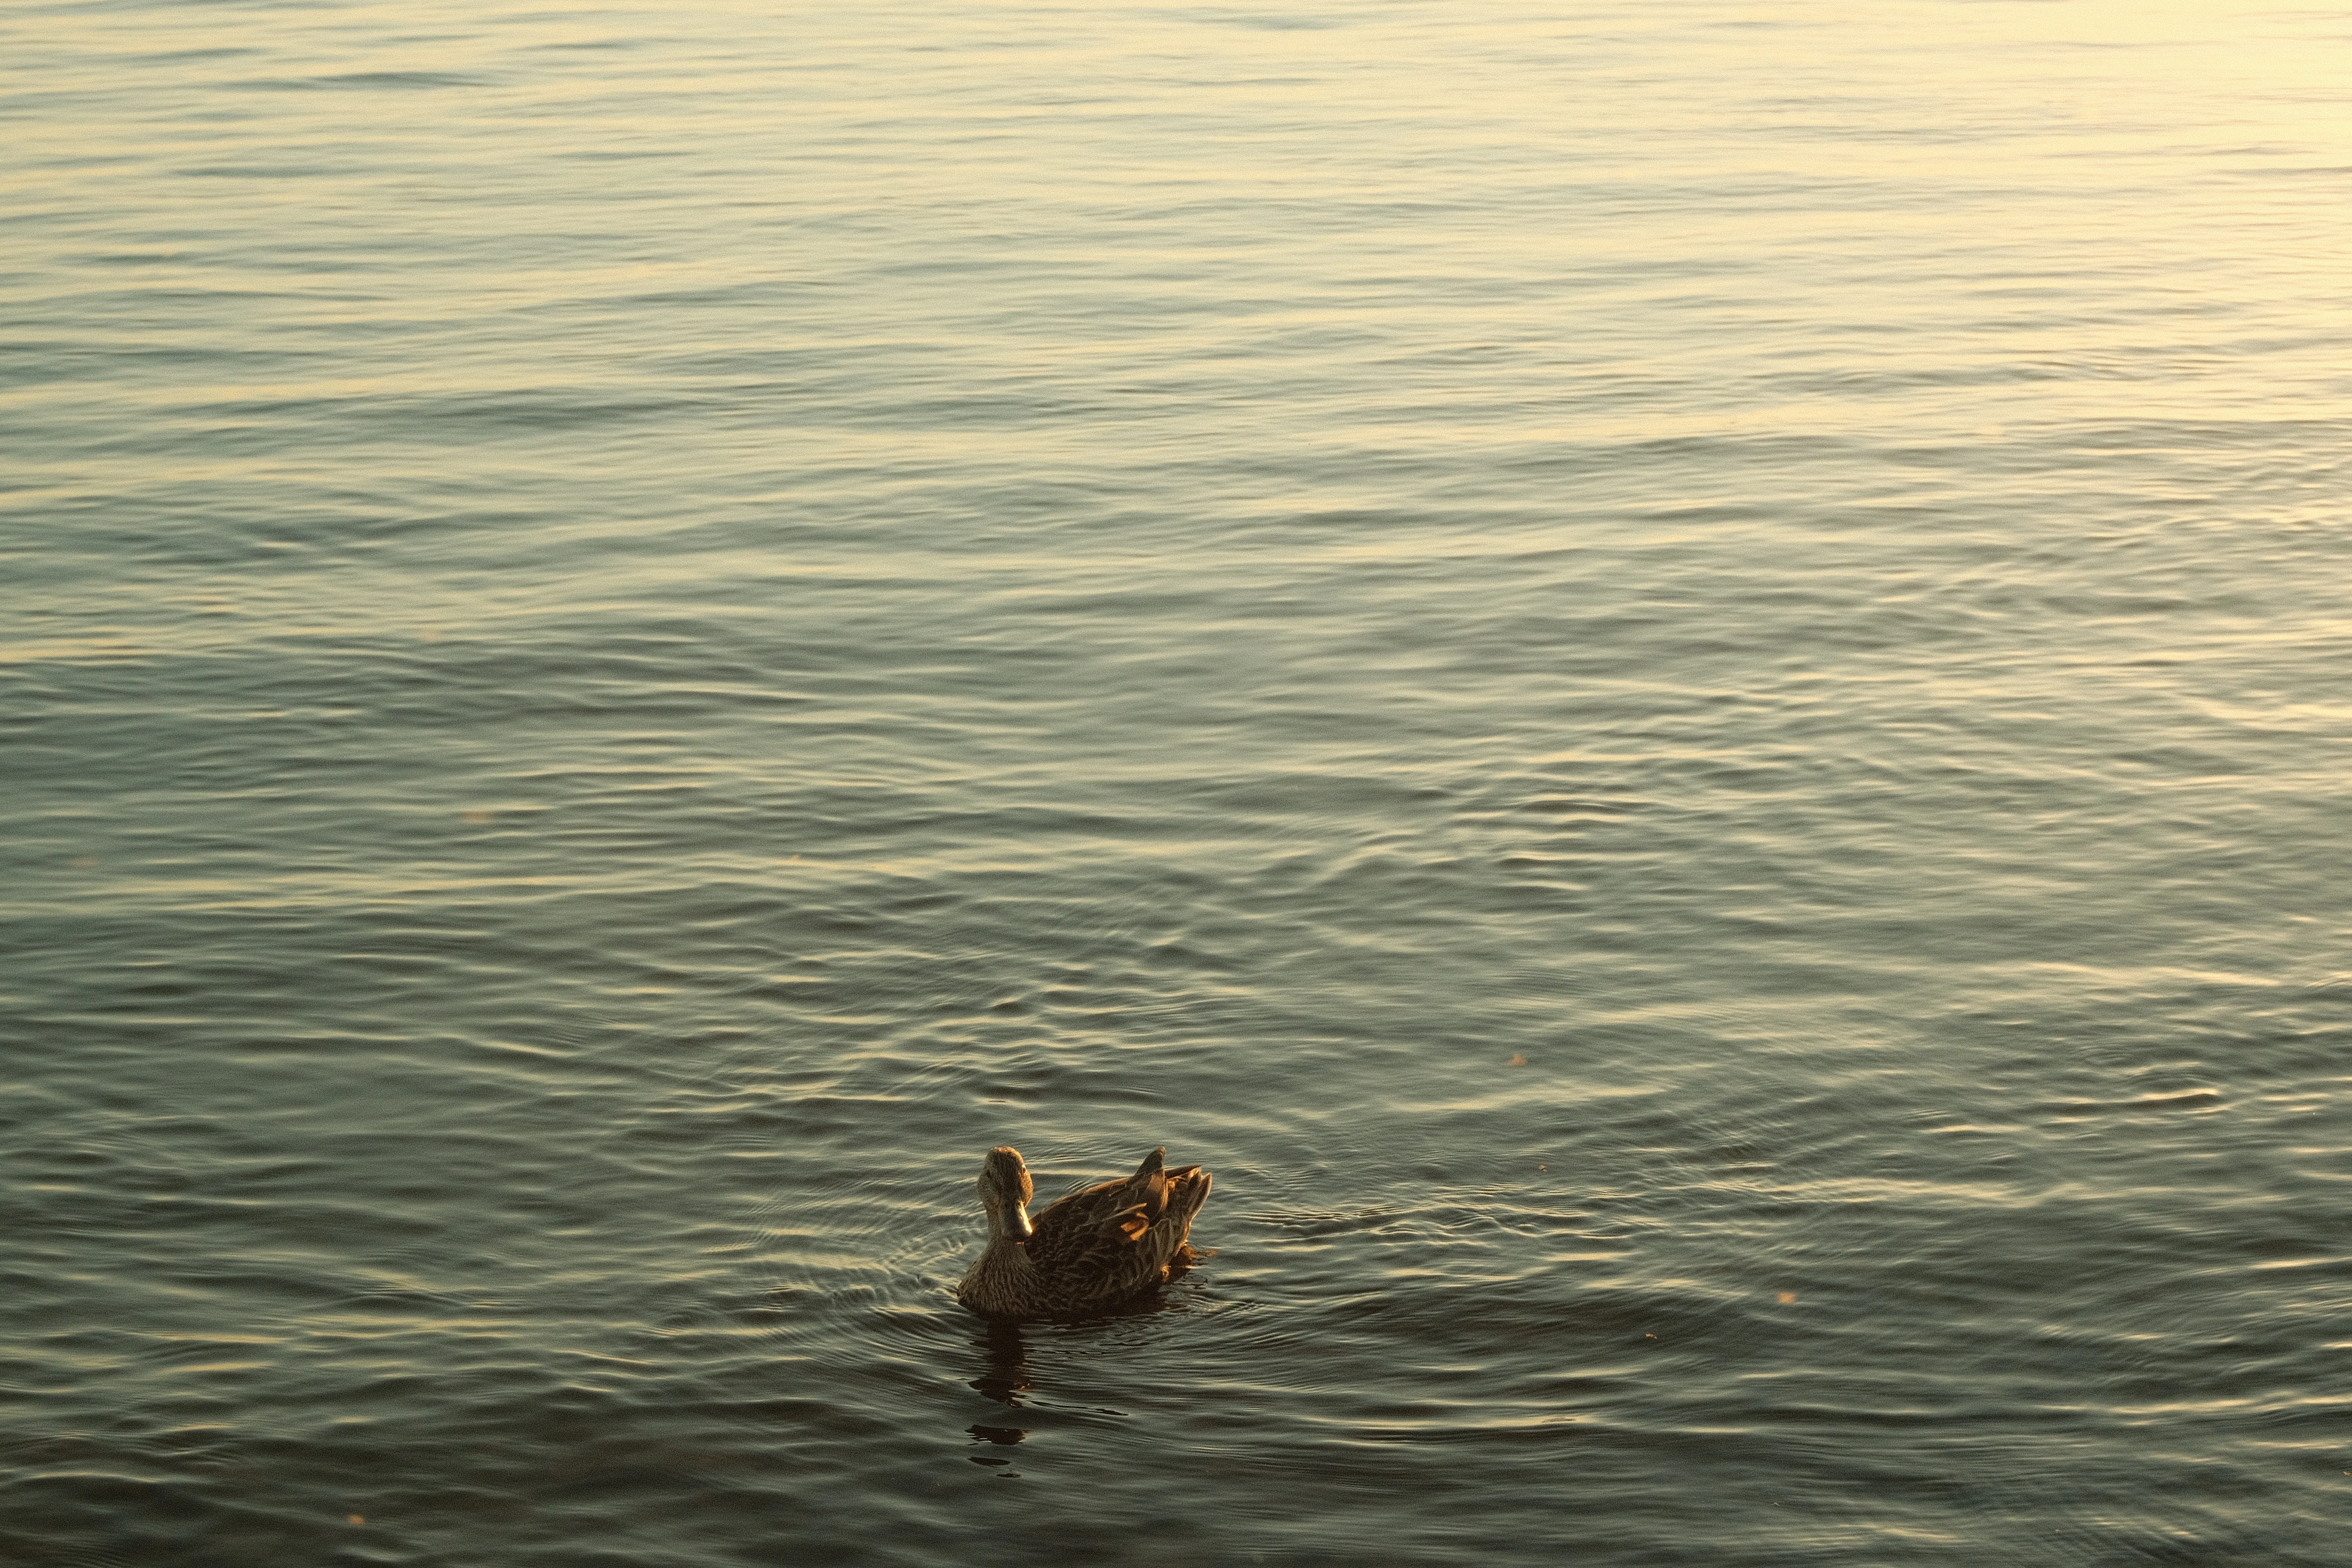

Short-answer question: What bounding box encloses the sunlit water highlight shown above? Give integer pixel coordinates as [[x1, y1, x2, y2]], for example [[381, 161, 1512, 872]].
[[5, 2, 2350, 1563]]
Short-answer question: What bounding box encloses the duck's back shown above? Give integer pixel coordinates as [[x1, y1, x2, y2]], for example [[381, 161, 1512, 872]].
[[1025, 1147, 1212, 1314]]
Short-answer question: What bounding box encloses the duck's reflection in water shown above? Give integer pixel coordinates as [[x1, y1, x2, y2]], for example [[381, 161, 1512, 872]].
[[967, 1320, 1029, 1462]]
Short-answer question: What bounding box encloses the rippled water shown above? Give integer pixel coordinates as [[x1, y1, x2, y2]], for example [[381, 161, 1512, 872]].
[[7, 2, 2351, 1562]]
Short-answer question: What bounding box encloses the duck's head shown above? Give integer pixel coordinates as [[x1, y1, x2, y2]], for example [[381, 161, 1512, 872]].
[[976, 1145, 1035, 1243]]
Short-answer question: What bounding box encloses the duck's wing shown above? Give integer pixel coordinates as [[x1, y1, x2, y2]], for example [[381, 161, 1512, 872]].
[[1024, 1149, 1182, 1291]]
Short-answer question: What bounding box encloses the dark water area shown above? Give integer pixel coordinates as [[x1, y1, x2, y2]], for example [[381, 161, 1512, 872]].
[[6, 2, 2351, 1563]]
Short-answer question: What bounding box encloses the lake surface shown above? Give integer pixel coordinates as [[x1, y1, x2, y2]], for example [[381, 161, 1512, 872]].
[[6, 2, 2350, 1562]]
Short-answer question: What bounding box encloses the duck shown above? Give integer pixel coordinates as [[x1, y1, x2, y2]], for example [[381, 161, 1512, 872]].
[[955, 1144, 1213, 1319]]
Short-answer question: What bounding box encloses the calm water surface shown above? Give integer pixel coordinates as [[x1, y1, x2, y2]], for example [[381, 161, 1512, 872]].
[[6, 2, 2351, 1563]]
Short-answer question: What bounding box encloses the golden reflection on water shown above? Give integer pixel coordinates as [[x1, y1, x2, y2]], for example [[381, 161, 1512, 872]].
[[10, 1, 2352, 1562]]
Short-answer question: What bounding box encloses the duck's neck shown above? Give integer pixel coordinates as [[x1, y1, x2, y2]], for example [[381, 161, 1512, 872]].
[[964, 1226, 1038, 1316], [982, 1232, 1033, 1274], [983, 1202, 1035, 1268]]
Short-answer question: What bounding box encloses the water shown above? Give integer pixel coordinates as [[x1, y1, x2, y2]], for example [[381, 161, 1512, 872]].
[[6, 1, 2350, 1562]]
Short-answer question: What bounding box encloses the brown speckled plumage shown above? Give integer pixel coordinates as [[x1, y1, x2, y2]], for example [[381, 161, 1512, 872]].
[[955, 1145, 1213, 1319]]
